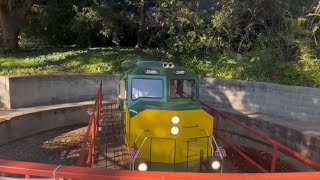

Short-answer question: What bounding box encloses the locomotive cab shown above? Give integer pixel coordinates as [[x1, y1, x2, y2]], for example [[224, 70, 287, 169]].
[[119, 60, 222, 173]]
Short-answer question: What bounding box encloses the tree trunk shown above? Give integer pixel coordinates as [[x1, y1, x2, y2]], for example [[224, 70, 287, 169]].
[[136, 0, 145, 48], [0, 0, 34, 51], [0, 10, 20, 50]]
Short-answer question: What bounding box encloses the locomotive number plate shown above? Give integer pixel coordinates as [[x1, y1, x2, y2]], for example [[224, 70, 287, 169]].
[[144, 69, 160, 75], [173, 70, 187, 75]]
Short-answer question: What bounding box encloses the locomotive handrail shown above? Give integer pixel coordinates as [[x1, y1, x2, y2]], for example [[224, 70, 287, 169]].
[[132, 137, 150, 170], [185, 135, 223, 172], [130, 130, 150, 170], [129, 109, 139, 115], [132, 133, 222, 172], [201, 129, 224, 160], [132, 137, 177, 171], [200, 129, 215, 156], [133, 129, 149, 145], [200, 101, 320, 172]]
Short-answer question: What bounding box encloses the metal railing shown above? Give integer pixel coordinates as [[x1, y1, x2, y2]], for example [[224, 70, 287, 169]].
[[1, 83, 320, 178], [131, 137, 177, 171], [78, 81, 102, 167], [1, 159, 320, 180], [131, 133, 222, 172], [200, 101, 320, 173]]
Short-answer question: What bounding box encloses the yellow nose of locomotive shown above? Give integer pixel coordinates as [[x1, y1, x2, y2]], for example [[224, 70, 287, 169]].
[[129, 109, 214, 169]]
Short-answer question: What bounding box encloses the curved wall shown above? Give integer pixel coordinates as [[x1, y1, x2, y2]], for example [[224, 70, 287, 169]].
[[0, 75, 319, 165], [1, 75, 319, 122], [0, 102, 93, 145], [200, 78, 320, 122], [0, 75, 120, 109]]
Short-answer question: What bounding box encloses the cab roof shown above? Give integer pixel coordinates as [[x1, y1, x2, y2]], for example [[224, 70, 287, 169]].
[[121, 60, 198, 80]]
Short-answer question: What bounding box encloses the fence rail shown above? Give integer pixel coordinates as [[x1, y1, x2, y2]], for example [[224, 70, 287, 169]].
[[1, 83, 320, 179], [200, 101, 320, 172], [1, 159, 320, 180], [78, 81, 102, 167]]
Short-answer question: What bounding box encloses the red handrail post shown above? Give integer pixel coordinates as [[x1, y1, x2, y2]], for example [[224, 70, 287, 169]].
[[270, 144, 278, 173], [91, 115, 96, 166], [79, 81, 102, 167], [87, 148, 92, 167], [78, 114, 93, 166]]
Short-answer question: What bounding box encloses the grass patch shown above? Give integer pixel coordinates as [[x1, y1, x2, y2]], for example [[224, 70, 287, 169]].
[[1, 47, 319, 87], [180, 53, 320, 87], [0, 47, 163, 75]]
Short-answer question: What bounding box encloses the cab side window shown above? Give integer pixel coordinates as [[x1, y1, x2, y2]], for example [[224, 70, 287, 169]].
[[170, 79, 196, 100]]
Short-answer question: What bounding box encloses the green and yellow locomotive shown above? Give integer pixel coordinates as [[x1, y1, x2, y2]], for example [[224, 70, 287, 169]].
[[118, 60, 222, 172]]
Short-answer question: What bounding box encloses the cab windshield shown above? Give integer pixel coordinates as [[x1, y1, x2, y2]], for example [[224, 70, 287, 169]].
[[132, 78, 163, 100], [169, 79, 196, 100]]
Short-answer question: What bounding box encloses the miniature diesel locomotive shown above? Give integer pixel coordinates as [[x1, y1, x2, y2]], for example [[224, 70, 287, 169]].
[[118, 60, 223, 172]]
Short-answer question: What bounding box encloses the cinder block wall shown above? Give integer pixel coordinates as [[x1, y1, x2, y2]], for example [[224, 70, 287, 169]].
[[4, 75, 120, 109], [1, 75, 320, 122], [200, 78, 320, 122]]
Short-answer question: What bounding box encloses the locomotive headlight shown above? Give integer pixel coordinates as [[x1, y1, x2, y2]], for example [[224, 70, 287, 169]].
[[171, 116, 180, 125], [211, 161, 221, 170], [138, 162, 148, 171], [135, 158, 149, 171], [170, 126, 180, 136], [207, 156, 222, 172]]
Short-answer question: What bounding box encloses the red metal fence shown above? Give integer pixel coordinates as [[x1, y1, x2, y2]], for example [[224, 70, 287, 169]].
[[1, 82, 320, 179], [78, 81, 102, 167], [200, 102, 320, 173], [1, 159, 320, 180]]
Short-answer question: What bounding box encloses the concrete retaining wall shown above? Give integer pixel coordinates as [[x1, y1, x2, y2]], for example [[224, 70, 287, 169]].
[[200, 78, 320, 122], [1, 75, 320, 122], [1, 75, 120, 109], [0, 77, 9, 109], [0, 74, 319, 166], [0, 103, 93, 145]]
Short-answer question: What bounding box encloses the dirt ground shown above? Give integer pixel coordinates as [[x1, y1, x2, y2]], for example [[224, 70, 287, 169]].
[[0, 126, 87, 166], [0, 125, 299, 172]]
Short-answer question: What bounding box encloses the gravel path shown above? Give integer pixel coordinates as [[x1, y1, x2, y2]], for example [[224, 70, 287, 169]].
[[0, 126, 87, 166]]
